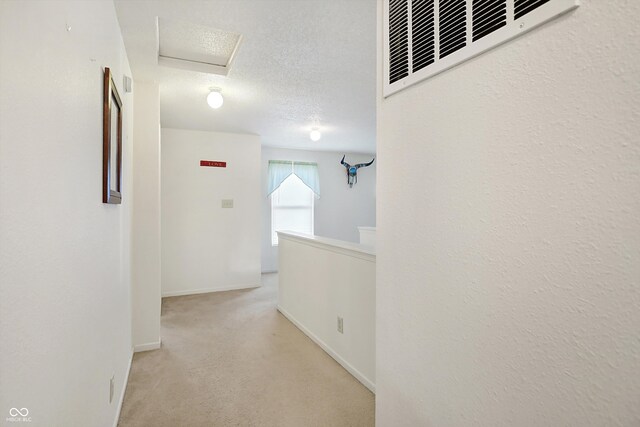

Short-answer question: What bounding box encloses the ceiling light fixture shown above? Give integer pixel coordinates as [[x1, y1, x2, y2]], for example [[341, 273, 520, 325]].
[[207, 88, 224, 109], [309, 128, 321, 142]]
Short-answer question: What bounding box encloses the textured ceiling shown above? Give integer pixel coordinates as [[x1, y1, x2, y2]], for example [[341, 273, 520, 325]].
[[114, 0, 376, 153], [158, 18, 241, 68]]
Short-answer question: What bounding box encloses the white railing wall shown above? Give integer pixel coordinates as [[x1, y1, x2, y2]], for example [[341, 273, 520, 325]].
[[277, 231, 376, 392]]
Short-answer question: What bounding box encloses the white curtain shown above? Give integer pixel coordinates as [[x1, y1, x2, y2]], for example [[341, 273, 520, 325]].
[[267, 160, 320, 197]]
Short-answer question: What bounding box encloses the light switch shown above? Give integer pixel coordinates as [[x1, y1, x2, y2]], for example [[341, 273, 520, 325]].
[[221, 199, 234, 208]]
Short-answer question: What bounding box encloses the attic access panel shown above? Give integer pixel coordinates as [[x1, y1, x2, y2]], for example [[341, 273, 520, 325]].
[[383, 0, 579, 97], [157, 18, 242, 76]]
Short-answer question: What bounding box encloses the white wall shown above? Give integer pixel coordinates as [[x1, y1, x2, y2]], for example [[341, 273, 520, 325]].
[[0, 1, 134, 426], [277, 231, 376, 392], [161, 128, 261, 296], [131, 81, 161, 351], [376, 1, 640, 426], [262, 147, 376, 272]]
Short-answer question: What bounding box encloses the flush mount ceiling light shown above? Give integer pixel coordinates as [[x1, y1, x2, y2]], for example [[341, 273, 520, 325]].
[[309, 128, 321, 142], [207, 89, 224, 109]]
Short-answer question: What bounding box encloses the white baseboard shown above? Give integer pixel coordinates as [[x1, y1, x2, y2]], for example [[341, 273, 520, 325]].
[[162, 284, 260, 298], [277, 305, 376, 393], [133, 339, 162, 353], [113, 351, 133, 427]]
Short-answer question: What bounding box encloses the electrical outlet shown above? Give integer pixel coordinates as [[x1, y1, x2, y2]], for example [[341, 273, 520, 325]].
[[221, 199, 234, 208], [109, 375, 115, 404], [337, 316, 344, 334]]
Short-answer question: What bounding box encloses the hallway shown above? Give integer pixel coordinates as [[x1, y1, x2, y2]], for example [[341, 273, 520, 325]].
[[118, 274, 375, 426]]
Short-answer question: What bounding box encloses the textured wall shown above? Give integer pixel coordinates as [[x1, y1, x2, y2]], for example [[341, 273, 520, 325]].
[[131, 81, 161, 351], [261, 147, 376, 272], [0, 1, 134, 425], [161, 128, 261, 296], [376, 1, 640, 425]]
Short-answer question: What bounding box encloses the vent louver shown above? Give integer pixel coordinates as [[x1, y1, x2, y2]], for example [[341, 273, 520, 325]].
[[473, 0, 507, 42], [389, 0, 409, 84], [411, 0, 435, 72], [383, 0, 579, 96], [515, 0, 551, 19], [439, 0, 467, 58]]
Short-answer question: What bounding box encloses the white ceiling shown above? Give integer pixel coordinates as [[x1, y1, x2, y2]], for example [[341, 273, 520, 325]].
[[114, 0, 377, 153]]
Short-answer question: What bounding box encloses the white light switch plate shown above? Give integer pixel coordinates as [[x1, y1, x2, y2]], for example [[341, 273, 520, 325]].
[[221, 199, 234, 208]]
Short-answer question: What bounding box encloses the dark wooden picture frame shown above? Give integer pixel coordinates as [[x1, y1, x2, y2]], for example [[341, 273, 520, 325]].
[[103, 67, 123, 204]]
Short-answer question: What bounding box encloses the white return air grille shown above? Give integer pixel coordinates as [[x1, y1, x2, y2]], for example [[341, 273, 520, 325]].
[[383, 0, 579, 97]]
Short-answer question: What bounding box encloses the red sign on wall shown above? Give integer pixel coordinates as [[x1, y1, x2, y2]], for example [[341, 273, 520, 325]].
[[200, 160, 227, 168]]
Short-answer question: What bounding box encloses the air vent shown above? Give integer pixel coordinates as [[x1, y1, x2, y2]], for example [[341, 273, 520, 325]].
[[383, 0, 579, 96], [389, 0, 409, 84], [473, 0, 507, 42], [515, 0, 551, 19], [439, 0, 467, 59], [411, 0, 435, 72]]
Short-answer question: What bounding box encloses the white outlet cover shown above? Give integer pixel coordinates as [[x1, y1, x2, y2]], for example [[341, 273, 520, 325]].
[[221, 199, 233, 208]]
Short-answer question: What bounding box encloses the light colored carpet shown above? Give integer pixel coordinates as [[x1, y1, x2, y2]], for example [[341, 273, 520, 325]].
[[118, 273, 375, 427]]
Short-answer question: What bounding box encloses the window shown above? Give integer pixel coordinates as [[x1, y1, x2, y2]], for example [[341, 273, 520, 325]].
[[267, 160, 319, 245], [271, 174, 314, 245]]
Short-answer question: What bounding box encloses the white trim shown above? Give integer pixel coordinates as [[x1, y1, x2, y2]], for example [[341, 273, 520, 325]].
[[158, 55, 230, 76], [162, 283, 260, 298], [112, 351, 133, 427], [226, 34, 243, 71], [261, 270, 278, 274], [277, 231, 376, 262], [277, 306, 376, 394], [133, 339, 162, 353]]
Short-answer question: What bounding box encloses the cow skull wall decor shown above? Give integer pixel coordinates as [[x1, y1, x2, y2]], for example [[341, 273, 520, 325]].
[[340, 155, 375, 188]]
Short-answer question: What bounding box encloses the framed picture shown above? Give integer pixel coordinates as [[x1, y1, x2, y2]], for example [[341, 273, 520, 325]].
[[103, 67, 123, 204]]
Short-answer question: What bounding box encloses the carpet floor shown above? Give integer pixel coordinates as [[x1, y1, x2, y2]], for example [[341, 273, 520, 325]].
[[118, 273, 375, 426]]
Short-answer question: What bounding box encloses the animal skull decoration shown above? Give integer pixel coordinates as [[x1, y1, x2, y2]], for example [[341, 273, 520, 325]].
[[340, 155, 375, 188]]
